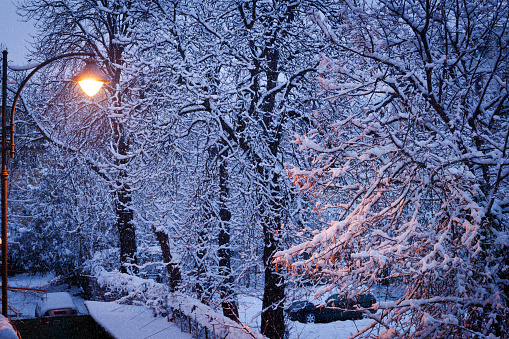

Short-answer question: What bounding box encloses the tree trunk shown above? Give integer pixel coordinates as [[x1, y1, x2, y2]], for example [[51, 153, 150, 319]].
[[117, 184, 136, 273], [260, 171, 286, 339], [218, 145, 239, 321], [195, 229, 209, 301], [260, 46, 286, 339], [154, 228, 181, 292], [114, 119, 137, 273], [106, 9, 137, 273]]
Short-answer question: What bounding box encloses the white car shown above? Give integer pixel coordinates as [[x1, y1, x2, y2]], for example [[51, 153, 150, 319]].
[[35, 292, 78, 317], [0, 315, 18, 338]]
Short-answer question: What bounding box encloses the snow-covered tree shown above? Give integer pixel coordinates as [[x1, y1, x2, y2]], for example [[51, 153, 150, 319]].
[[162, 1, 322, 336], [276, 1, 509, 337], [9, 143, 116, 275], [131, 1, 323, 336], [16, 0, 166, 270]]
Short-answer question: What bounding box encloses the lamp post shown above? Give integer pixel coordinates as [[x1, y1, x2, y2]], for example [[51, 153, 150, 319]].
[[0, 50, 110, 316]]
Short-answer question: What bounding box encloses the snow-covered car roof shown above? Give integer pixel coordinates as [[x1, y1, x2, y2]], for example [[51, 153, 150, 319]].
[[35, 292, 78, 317], [0, 315, 18, 339]]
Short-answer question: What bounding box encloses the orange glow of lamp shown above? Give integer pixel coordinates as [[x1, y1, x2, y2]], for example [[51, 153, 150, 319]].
[[71, 61, 111, 96]]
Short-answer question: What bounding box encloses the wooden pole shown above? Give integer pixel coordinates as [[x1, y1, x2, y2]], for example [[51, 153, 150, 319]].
[[1, 49, 9, 317]]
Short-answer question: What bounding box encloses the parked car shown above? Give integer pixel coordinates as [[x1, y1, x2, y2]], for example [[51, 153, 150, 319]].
[[285, 301, 316, 323], [35, 292, 78, 317], [326, 293, 377, 313], [0, 315, 18, 339], [285, 293, 376, 323]]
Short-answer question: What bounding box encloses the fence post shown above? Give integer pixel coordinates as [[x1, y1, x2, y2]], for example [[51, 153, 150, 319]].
[[179, 305, 183, 332]]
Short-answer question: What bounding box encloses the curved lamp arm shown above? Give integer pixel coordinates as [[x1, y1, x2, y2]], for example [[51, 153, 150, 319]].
[[9, 52, 96, 158]]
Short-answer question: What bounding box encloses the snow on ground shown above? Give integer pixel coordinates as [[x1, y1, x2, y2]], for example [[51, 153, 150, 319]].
[[288, 317, 375, 339], [8, 274, 193, 338], [7, 273, 390, 338], [239, 293, 382, 339], [86, 301, 191, 339], [7, 273, 87, 318]]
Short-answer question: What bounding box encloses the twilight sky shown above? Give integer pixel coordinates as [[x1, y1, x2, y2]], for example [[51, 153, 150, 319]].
[[0, 0, 36, 64]]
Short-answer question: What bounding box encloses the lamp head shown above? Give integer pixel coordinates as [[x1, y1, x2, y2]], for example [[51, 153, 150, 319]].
[[71, 61, 111, 96]]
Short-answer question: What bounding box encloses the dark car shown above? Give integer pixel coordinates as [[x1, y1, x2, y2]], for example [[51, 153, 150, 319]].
[[326, 293, 377, 312], [285, 293, 376, 323], [285, 301, 317, 323]]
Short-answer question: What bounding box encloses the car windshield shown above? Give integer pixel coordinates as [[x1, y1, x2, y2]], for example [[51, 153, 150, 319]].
[[289, 301, 307, 311]]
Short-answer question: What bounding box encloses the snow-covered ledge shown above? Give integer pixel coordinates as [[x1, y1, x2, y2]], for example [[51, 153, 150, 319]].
[[94, 267, 265, 339], [85, 300, 191, 339]]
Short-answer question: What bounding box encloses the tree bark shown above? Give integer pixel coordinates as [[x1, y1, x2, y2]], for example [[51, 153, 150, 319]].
[[108, 13, 137, 271], [154, 228, 181, 292], [113, 118, 137, 272], [117, 184, 136, 273], [260, 45, 286, 339], [260, 170, 286, 339], [218, 145, 239, 321]]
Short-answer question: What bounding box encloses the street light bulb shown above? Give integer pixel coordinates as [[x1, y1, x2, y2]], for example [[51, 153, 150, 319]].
[[71, 61, 111, 96], [78, 79, 104, 96]]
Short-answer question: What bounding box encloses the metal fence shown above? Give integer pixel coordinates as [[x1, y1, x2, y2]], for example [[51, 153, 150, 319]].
[[171, 305, 225, 339]]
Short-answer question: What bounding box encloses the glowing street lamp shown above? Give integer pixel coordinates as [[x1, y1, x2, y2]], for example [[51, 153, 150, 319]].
[[1, 50, 109, 317], [71, 61, 111, 96]]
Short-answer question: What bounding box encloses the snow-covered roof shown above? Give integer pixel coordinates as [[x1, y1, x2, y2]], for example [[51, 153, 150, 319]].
[[85, 301, 191, 339]]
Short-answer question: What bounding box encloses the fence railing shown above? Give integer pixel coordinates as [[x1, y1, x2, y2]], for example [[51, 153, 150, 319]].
[[172, 307, 224, 339], [166, 293, 264, 339]]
